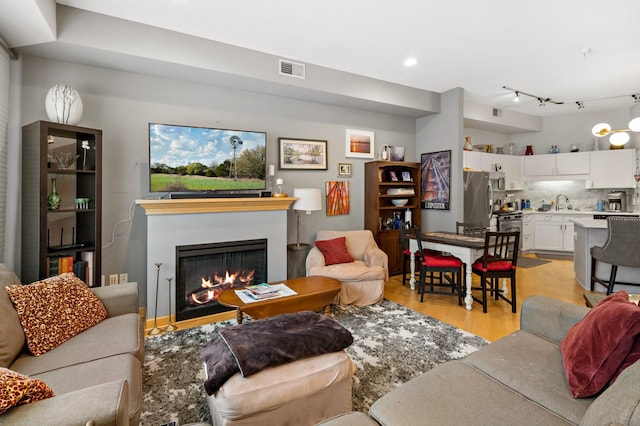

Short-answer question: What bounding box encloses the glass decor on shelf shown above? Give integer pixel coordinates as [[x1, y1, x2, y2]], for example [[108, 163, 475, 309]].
[[47, 178, 61, 210]]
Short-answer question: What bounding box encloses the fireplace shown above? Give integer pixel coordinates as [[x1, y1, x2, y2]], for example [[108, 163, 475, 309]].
[[176, 239, 267, 321]]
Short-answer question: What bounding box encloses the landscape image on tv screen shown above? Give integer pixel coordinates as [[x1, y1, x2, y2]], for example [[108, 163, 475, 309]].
[[149, 123, 267, 193]]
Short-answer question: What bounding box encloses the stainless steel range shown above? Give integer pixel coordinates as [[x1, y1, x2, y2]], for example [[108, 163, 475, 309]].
[[496, 211, 523, 249]]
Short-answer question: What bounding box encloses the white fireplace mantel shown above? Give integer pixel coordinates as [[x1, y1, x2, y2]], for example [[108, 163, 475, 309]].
[[137, 197, 296, 319]]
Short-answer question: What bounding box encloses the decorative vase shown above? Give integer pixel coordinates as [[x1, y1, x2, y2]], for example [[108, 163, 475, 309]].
[[45, 84, 83, 125], [525, 145, 534, 155], [463, 137, 473, 151], [47, 178, 61, 210]]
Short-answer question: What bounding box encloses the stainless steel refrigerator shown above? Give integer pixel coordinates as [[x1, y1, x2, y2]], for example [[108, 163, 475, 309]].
[[463, 171, 494, 229]]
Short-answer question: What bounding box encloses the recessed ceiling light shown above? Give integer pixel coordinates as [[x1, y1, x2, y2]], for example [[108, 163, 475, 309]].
[[403, 58, 418, 67]]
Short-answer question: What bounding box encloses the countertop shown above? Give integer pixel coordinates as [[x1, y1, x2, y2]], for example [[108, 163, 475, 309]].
[[570, 218, 608, 229], [518, 209, 639, 216]]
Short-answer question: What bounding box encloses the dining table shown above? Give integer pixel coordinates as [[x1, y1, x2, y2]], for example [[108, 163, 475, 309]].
[[409, 231, 488, 310]]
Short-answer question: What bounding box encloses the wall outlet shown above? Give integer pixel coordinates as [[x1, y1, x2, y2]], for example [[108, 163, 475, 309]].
[[119, 273, 128, 283], [109, 274, 119, 285]]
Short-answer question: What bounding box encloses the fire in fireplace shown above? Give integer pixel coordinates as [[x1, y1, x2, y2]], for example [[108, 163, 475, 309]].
[[176, 239, 267, 321]]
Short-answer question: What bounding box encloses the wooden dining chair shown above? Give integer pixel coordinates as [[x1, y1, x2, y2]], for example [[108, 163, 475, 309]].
[[398, 221, 414, 287], [456, 221, 484, 237], [470, 231, 520, 313], [413, 226, 464, 304], [591, 216, 640, 294]]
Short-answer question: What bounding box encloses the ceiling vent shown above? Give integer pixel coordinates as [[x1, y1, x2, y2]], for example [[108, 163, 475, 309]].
[[492, 108, 503, 118], [279, 59, 305, 79]]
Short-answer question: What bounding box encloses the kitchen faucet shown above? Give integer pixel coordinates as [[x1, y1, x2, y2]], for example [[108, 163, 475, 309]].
[[556, 194, 569, 210]]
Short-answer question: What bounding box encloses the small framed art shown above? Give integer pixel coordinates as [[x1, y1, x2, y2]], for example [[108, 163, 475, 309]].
[[345, 129, 374, 159], [337, 162, 352, 177]]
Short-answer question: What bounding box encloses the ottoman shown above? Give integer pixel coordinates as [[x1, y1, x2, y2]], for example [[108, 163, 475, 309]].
[[205, 350, 355, 425]]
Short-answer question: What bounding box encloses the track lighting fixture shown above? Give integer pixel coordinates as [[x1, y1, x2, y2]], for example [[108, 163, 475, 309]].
[[503, 86, 564, 106], [504, 86, 640, 116]]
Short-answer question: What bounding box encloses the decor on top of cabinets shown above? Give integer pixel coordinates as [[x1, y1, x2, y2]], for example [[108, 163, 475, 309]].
[[390, 146, 405, 161], [326, 181, 350, 216], [278, 138, 327, 170], [378, 144, 390, 160], [463, 136, 473, 151], [420, 150, 451, 210], [45, 84, 83, 125], [525, 145, 534, 155], [345, 129, 374, 159]]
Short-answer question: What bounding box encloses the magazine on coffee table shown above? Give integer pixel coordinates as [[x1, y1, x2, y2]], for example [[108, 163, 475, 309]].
[[235, 283, 297, 304]]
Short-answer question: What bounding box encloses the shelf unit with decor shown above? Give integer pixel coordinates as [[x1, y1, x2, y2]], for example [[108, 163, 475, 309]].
[[365, 161, 421, 275], [21, 121, 102, 286]]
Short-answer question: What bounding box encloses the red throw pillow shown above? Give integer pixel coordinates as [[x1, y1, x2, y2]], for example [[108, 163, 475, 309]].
[[560, 291, 640, 398], [314, 237, 355, 266]]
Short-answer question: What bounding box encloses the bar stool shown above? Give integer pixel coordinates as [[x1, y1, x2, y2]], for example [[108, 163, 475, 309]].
[[590, 216, 640, 295]]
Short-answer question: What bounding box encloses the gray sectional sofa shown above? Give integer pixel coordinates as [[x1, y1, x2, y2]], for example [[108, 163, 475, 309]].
[[0, 264, 144, 425], [322, 295, 640, 425]]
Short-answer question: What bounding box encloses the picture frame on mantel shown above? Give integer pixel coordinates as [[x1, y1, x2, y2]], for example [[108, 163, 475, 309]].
[[345, 129, 374, 159], [278, 138, 328, 170]]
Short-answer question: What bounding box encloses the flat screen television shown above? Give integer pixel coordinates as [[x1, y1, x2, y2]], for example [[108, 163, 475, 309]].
[[149, 123, 267, 194]]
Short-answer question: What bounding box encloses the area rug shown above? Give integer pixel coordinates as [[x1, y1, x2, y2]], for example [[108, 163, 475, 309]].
[[518, 256, 551, 268], [141, 300, 488, 425]]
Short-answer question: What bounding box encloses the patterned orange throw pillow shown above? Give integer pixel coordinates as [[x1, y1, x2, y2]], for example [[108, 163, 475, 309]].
[[5, 273, 107, 356], [0, 367, 54, 414]]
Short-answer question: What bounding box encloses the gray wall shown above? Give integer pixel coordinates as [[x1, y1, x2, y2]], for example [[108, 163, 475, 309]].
[[19, 56, 416, 306], [416, 88, 465, 232]]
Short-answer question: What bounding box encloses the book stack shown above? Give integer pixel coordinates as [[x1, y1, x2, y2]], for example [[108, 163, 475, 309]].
[[44, 252, 94, 286], [47, 255, 74, 276], [243, 283, 281, 300]]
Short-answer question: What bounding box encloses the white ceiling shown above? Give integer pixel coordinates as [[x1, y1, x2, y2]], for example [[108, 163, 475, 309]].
[[4, 0, 640, 117]]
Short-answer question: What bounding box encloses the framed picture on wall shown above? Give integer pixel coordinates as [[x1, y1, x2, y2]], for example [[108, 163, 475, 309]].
[[420, 150, 451, 210], [345, 129, 374, 159], [278, 138, 328, 170], [337, 162, 352, 177]]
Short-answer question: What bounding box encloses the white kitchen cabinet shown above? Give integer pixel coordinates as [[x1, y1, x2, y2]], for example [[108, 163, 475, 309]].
[[524, 154, 556, 177], [464, 151, 523, 190], [589, 149, 636, 189], [502, 155, 523, 190], [522, 214, 534, 251], [463, 151, 485, 170], [534, 214, 580, 252], [524, 153, 590, 179], [534, 215, 564, 250], [556, 152, 590, 175], [563, 220, 575, 252], [463, 151, 496, 171]]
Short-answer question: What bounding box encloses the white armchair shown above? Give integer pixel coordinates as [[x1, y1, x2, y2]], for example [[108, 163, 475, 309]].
[[306, 230, 388, 306]]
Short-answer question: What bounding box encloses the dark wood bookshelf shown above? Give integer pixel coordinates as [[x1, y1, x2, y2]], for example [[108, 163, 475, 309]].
[[21, 121, 102, 286], [365, 161, 421, 275]]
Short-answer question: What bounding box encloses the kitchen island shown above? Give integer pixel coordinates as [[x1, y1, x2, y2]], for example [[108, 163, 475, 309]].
[[572, 217, 640, 293]]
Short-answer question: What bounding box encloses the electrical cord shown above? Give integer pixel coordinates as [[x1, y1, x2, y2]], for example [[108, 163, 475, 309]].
[[102, 199, 136, 251]]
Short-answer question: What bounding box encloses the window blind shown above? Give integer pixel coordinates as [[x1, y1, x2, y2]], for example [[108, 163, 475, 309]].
[[0, 47, 9, 262]]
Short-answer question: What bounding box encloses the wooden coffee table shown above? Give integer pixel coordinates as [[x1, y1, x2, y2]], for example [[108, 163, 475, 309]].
[[217, 276, 341, 323]]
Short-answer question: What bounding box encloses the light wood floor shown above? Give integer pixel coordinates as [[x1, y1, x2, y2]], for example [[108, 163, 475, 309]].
[[385, 255, 587, 342], [146, 255, 590, 342]]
